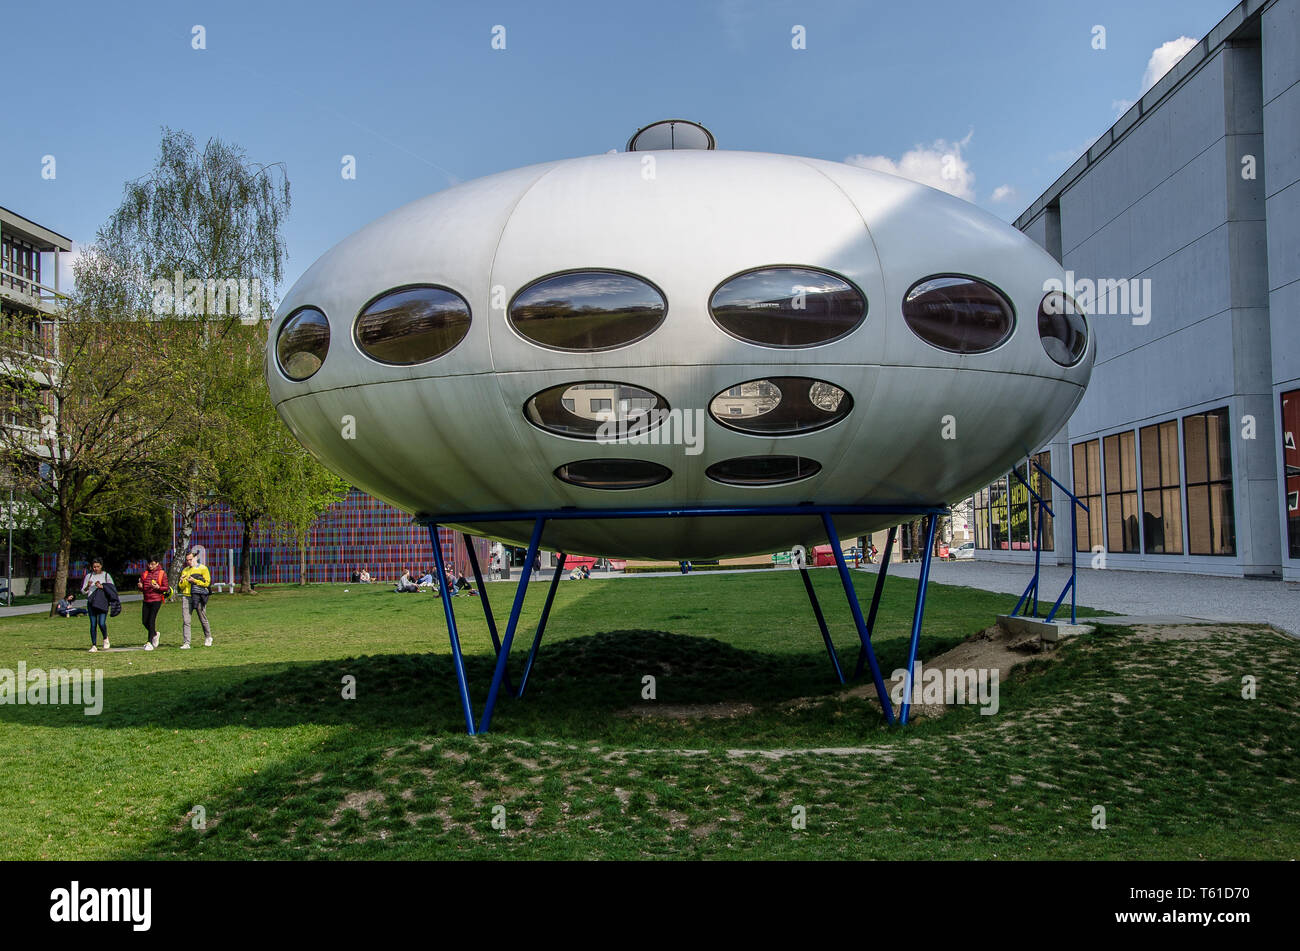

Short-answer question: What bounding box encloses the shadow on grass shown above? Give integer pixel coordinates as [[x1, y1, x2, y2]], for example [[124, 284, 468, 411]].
[[0, 629, 967, 737]]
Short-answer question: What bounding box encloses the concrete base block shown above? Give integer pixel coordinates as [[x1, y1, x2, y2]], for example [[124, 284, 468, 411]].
[[997, 614, 1096, 643]]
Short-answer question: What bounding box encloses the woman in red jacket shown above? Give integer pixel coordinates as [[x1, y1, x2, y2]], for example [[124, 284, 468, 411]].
[[139, 556, 170, 650]]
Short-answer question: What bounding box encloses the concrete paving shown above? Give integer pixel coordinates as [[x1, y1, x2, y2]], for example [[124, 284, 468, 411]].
[[872, 560, 1300, 637]]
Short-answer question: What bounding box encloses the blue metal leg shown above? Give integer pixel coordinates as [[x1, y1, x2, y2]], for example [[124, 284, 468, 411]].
[[477, 518, 545, 734], [517, 552, 566, 698], [429, 524, 475, 735], [900, 515, 938, 725], [855, 526, 896, 679], [464, 533, 514, 695], [800, 567, 845, 684], [822, 513, 895, 723]]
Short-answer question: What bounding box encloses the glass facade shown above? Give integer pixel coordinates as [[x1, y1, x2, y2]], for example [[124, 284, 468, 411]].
[[1104, 430, 1140, 553], [1072, 439, 1102, 552], [989, 475, 1008, 549], [973, 486, 990, 549], [1030, 450, 1054, 549], [1184, 407, 1235, 555], [1140, 420, 1183, 554], [1283, 390, 1300, 559], [1009, 463, 1031, 549]]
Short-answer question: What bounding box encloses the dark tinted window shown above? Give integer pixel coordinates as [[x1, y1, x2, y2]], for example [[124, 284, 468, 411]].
[[525, 382, 668, 439], [554, 458, 671, 490], [708, 378, 852, 435], [1037, 291, 1088, 366], [902, 275, 1014, 354], [355, 285, 470, 365], [276, 307, 330, 380], [705, 455, 822, 486], [510, 271, 666, 351], [710, 267, 865, 347]]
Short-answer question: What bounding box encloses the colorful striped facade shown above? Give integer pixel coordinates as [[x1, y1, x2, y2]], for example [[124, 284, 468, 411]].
[[43, 489, 489, 584]]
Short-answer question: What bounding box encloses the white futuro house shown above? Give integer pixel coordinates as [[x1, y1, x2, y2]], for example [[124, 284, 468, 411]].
[[268, 120, 1093, 560]]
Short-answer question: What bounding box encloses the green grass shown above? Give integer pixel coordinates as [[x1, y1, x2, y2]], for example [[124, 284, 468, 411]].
[[0, 571, 1295, 860]]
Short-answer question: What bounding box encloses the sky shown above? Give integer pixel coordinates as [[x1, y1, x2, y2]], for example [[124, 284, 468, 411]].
[[2, 0, 1230, 299]]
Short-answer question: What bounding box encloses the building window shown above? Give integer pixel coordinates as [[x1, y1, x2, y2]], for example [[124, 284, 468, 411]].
[[989, 476, 1008, 550], [901, 275, 1015, 355], [509, 270, 666, 351], [1103, 431, 1139, 553], [276, 307, 330, 381], [1072, 440, 1102, 553], [1184, 407, 1235, 556], [1283, 390, 1300, 559], [524, 382, 667, 440], [973, 487, 990, 549], [705, 455, 822, 486], [1009, 463, 1031, 549], [354, 285, 471, 365], [709, 267, 866, 348], [589, 398, 612, 413], [708, 377, 852, 435], [1140, 420, 1183, 554], [1031, 450, 1053, 550]]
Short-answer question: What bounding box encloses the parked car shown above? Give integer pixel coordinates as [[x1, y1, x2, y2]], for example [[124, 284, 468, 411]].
[[952, 542, 975, 560]]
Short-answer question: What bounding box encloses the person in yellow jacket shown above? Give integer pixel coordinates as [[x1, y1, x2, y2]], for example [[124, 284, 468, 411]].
[[178, 550, 213, 649]]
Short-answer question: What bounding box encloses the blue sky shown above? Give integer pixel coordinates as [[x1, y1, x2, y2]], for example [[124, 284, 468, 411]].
[[3, 0, 1232, 295]]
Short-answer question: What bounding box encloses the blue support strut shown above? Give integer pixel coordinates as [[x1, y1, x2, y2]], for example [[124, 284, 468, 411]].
[[517, 552, 567, 698], [899, 514, 939, 725], [855, 525, 897, 680], [821, 513, 895, 723], [799, 567, 845, 684], [477, 517, 546, 734], [428, 524, 475, 735], [463, 533, 514, 696]]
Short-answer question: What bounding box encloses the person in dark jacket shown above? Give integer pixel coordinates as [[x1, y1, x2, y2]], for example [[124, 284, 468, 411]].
[[138, 556, 170, 650], [80, 558, 120, 651]]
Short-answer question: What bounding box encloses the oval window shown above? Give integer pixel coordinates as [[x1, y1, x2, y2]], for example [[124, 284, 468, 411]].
[[901, 275, 1015, 354], [705, 455, 822, 486], [509, 271, 666, 351], [709, 267, 865, 347], [1038, 291, 1088, 367], [708, 378, 852, 435], [554, 458, 672, 490], [525, 382, 668, 440], [276, 307, 330, 381], [355, 285, 470, 365]]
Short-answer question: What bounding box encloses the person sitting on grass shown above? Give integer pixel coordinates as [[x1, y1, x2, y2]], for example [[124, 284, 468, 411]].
[[395, 569, 419, 593], [453, 572, 474, 596], [56, 594, 87, 618], [359, 568, 372, 584], [417, 569, 435, 588]]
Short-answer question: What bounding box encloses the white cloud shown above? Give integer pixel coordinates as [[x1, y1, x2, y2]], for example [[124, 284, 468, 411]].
[[1112, 98, 1135, 118], [989, 184, 1017, 203], [844, 132, 975, 201], [1140, 36, 1198, 93]]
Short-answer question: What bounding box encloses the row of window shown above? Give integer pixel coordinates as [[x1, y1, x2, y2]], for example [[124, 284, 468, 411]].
[[1071, 409, 1235, 556], [973, 409, 1237, 557], [274, 268, 1090, 381], [555, 454, 821, 490], [524, 377, 852, 439], [972, 451, 1055, 551]]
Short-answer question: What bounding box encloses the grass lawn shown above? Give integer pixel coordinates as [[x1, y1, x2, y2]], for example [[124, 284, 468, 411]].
[[0, 570, 1295, 860]]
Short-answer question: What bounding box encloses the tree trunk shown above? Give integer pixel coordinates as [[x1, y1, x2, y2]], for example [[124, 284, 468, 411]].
[[50, 506, 74, 616], [298, 529, 307, 585], [169, 488, 199, 592], [238, 522, 254, 594]]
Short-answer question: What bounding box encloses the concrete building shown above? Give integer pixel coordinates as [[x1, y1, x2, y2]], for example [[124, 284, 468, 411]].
[[970, 0, 1300, 581]]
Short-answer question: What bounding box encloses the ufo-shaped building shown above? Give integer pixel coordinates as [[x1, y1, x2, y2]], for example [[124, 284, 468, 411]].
[[268, 121, 1093, 561]]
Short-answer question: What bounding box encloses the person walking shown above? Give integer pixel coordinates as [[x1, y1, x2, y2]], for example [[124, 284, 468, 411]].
[[80, 558, 118, 652], [179, 550, 213, 649], [138, 556, 170, 650]]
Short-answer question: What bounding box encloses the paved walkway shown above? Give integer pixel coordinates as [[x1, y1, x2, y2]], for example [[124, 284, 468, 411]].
[[0, 593, 143, 618], [872, 560, 1300, 636]]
